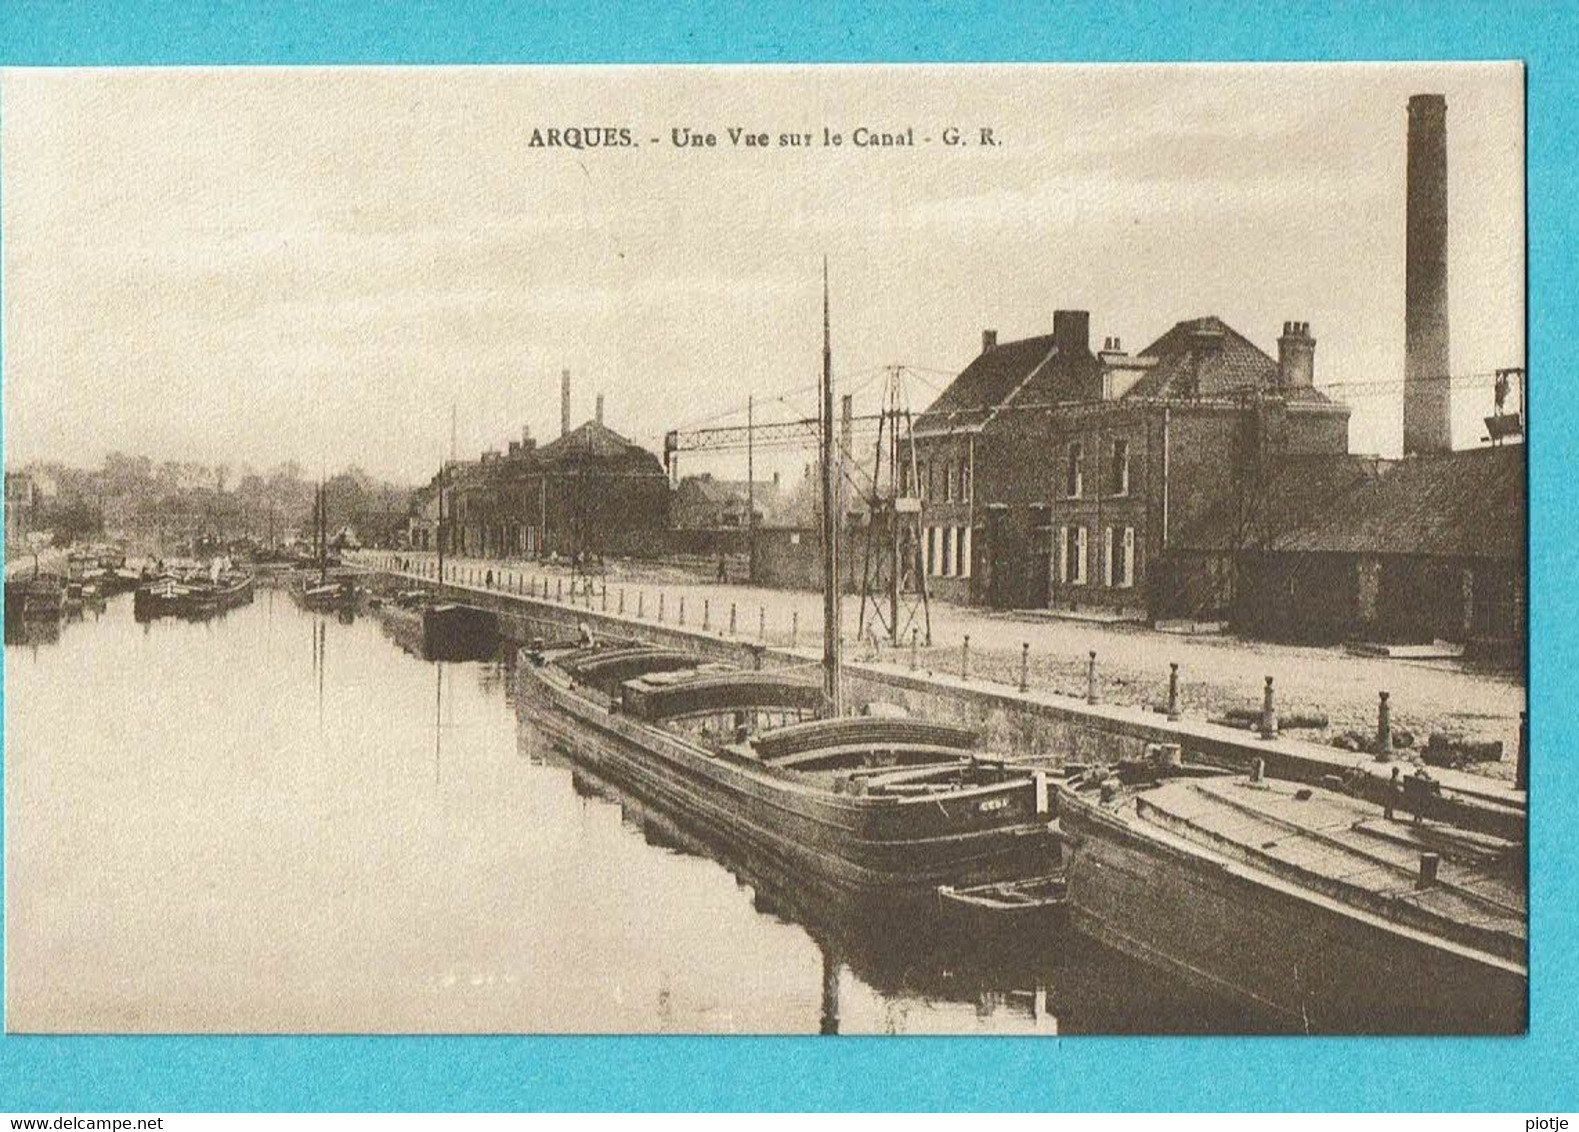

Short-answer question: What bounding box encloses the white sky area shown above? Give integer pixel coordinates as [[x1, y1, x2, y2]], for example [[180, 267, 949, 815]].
[[2, 63, 1524, 485]]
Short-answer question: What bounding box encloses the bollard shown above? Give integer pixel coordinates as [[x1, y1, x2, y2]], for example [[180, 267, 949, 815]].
[[759, 606, 766, 643], [1516, 710, 1529, 791], [659, 592, 666, 622], [910, 628, 919, 671], [1019, 642, 1030, 693], [1086, 650, 1099, 705], [1376, 691, 1393, 760], [703, 599, 710, 632], [1417, 852, 1441, 890], [791, 610, 798, 648], [556, 577, 564, 602], [619, 588, 626, 615], [679, 596, 686, 626], [1260, 676, 1278, 740], [1250, 757, 1265, 783], [601, 587, 608, 613], [638, 591, 645, 619], [961, 635, 970, 681], [1167, 663, 1181, 721], [729, 603, 737, 637]]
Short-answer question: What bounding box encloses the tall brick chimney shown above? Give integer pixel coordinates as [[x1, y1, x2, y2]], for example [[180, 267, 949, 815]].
[[596, 392, 605, 426], [1405, 94, 1451, 454], [1277, 321, 1315, 388], [981, 329, 998, 354], [560, 368, 571, 438]]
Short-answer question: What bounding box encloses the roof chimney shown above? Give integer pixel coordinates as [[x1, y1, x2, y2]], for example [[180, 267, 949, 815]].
[[1053, 310, 1090, 354], [560, 368, 571, 438], [1405, 94, 1451, 454], [982, 329, 998, 354], [1277, 321, 1315, 388], [596, 392, 605, 426]]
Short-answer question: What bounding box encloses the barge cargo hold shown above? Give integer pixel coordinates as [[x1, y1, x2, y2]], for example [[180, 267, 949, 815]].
[[1055, 767, 1526, 1033]]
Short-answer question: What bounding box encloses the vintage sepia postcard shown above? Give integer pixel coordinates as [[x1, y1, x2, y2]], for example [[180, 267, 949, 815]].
[[3, 60, 1526, 1047]]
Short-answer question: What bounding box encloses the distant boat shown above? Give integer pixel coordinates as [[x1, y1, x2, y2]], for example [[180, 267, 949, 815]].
[[134, 563, 254, 620], [5, 573, 66, 621]]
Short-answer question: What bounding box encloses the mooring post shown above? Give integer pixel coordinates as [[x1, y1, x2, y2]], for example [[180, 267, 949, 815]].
[[1019, 642, 1030, 693], [601, 586, 608, 613], [911, 628, 919, 671], [556, 577, 563, 602], [729, 603, 737, 637], [703, 599, 710, 632], [759, 605, 766, 642], [1376, 691, 1393, 760], [791, 610, 798, 648], [1167, 662, 1181, 721], [619, 588, 626, 615], [637, 590, 645, 619], [659, 592, 666, 622], [679, 596, 686, 626], [1086, 650, 1099, 705], [961, 635, 970, 680], [1261, 676, 1278, 740], [1417, 851, 1441, 890], [1516, 710, 1529, 791]]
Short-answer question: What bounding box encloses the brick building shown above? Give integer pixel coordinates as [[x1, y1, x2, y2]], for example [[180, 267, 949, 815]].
[[410, 404, 670, 561], [907, 310, 1352, 616]]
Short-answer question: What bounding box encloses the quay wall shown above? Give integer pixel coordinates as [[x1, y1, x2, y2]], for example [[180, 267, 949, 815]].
[[366, 564, 1524, 841]]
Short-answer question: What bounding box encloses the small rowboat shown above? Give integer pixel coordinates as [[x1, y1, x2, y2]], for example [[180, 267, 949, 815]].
[[937, 873, 1068, 935]]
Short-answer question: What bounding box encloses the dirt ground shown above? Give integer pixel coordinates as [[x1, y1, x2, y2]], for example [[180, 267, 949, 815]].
[[378, 551, 1527, 784]]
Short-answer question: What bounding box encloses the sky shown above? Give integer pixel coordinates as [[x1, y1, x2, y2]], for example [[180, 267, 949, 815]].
[[1, 63, 1524, 484]]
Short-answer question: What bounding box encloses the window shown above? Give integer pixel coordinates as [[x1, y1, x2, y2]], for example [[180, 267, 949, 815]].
[[945, 527, 958, 576], [925, 461, 935, 500], [1103, 527, 1115, 587], [928, 526, 942, 576], [900, 461, 911, 497], [1073, 526, 1088, 585], [943, 462, 955, 503], [1110, 439, 1130, 497], [959, 460, 971, 504], [1065, 443, 1083, 498], [1059, 525, 1087, 585], [1119, 526, 1135, 588], [960, 526, 973, 578]]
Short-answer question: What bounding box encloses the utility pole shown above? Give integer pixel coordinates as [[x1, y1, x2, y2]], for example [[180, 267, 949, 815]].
[[747, 394, 757, 583], [820, 259, 842, 717]]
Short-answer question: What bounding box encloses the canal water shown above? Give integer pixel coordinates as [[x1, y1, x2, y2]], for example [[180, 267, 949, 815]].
[[6, 587, 1280, 1034]]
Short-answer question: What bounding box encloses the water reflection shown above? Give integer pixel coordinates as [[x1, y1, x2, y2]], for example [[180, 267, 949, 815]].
[[6, 582, 1277, 1035]]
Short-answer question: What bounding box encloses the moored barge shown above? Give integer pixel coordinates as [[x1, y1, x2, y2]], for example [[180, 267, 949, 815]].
[[520, 642, 1058, 912], [1054, 755, 1527, 1033]]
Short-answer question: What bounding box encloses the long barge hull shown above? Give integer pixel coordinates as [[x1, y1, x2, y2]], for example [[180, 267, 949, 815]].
[[1057, 791, 1527, 1034], [519, 664, 1057, 912]]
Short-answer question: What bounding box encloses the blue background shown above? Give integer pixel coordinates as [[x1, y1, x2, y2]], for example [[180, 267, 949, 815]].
[[0, 0, 1572, 1112]]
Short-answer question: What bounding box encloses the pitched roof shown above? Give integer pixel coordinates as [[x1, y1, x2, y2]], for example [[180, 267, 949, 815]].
[[913, 334, 1064, 435], [537, 419, 662, 469], [1122, 316, 1337, 406], [1272, 445, 1526, 560], [1170, 454, 1385, 552]]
